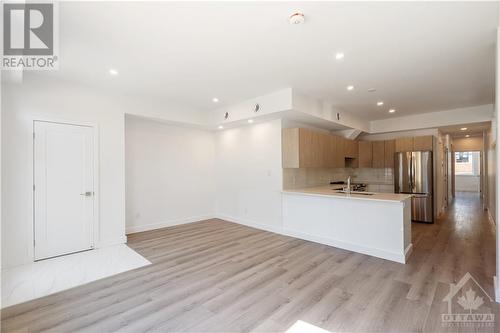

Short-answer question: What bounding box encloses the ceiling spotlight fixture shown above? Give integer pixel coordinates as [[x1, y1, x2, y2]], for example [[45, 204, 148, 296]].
[[248, 119, 254, 124], [465, 134, 470, 138], [109, 69, 119, 75], [388, 109, 396, 113], [367, 88, 376, 92], [460, 127, 468, 131], [212, 97, 219, 103], [335, 52, 344, 60], [346, 85, 354, 91], [377, 101, 384, 106], [218, 125, 224, 129], [289, 12, 305, 25]]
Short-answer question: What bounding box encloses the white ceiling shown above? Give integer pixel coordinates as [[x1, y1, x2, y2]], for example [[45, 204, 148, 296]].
[[27, 1, 498, 121], [439, 121, 491, 138]]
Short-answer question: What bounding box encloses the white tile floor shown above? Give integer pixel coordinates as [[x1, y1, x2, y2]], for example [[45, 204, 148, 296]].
[[1, 244, 151, 308]]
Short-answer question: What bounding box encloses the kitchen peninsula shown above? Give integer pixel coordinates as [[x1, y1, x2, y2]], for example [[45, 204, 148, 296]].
[[282, 127, 419, 264], [282, 185, 413, 263]]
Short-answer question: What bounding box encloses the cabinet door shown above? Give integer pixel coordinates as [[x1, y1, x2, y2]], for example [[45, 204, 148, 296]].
[[344, 139, 358, 158], [299, 128, 319, 167], [334, 135, 345, 168], [372, 141, 385, 168], [358, 141, 373, 168], [395, 137, 414, 152], [413, 135, 433, 151], [282, 128, 300, 168], [324, 134, 337, 168], [384, 140, 395, 168]]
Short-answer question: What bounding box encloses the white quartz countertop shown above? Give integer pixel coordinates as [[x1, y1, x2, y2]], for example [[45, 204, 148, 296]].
[[282, 185, 412, 203]]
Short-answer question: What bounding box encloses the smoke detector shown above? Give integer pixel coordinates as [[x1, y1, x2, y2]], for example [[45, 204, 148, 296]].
[[289, 12, 305, 25]]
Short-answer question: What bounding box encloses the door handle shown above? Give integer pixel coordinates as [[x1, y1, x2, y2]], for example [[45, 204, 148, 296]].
[[80, 191, 93, 196]]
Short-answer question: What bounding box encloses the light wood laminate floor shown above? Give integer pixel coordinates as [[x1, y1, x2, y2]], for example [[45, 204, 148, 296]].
[[2, 192, 498, 332]]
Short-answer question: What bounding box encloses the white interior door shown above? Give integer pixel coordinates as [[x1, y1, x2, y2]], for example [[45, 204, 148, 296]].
[[34, 121, 95, 260]]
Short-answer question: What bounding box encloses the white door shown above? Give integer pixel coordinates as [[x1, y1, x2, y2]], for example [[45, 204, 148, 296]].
[[34, 121, 95, 260]]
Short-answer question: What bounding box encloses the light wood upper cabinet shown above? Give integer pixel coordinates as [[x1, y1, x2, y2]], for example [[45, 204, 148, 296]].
[[395, 137, 414, 152], [372, 141, 385, 168], [322, 132, 336, 168], [334, 135, 345, 168], [282, 128, 348, 168], [343, 139, 358, 159], [358, 141, 373, 168], [299, 128, 324, 168], [413, 135, 433, 151], [384, 140, 395, 169], [395, 135, 433, 152], [282, 128, 300, 168]]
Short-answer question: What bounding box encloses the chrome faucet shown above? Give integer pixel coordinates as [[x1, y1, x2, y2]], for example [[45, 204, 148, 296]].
[[346, 176, 351, 195]]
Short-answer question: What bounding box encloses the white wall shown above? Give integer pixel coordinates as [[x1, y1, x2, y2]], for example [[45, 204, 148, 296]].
[[1, 75, 206, 268], [125, 116, 215, 233], [215, 119, 283, 232], [455, 175, 480, 192], [2, 78, 126, 268]]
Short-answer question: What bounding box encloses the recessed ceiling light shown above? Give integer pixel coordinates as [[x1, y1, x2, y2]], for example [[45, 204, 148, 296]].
[[465, 135, 470, 138], [109, 69, 118, 75], [248, 119, 254, 124], [335, 52, 344, 60], [460, 127, 468, 131], [218, 125, 224, 129], [377, 101, 384, 106], [388, 109, 396, 113], [367, 88, 376, 92], [212, 97, 219, 103], [346, 85, 354, 91]]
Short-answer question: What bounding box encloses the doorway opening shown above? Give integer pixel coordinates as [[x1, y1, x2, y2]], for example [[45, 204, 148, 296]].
[[454, 151, 481, 196]]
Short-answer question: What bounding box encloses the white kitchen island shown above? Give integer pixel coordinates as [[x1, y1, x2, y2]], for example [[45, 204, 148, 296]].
[[282, 186, 413, 263]]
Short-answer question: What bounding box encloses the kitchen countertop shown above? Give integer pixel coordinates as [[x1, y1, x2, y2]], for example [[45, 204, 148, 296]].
[[282, 185, 412, 203]]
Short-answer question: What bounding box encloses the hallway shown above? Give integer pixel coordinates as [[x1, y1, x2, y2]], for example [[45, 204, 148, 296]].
[[1, 193, 498, 332]]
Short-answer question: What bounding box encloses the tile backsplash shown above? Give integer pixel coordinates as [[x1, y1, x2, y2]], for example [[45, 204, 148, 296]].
[[283, 167, 395, 193]]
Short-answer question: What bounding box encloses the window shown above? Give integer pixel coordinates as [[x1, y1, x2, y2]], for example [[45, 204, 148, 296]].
[[455, 152, 470, 163], [455, 151, 480, 176]]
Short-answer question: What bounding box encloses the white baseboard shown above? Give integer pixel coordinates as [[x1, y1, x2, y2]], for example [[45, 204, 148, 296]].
[[282, 228, 408, 264], [216, 214, 283, 235], [404, 244, 413, 262], [125, 214, 215, 234]]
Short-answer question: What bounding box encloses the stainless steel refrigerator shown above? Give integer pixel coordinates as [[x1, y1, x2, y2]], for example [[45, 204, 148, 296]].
[[394, 151, 434, 223]]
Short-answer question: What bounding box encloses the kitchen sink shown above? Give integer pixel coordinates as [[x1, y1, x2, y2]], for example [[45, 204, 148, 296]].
[[334, 190, 375, 196]]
